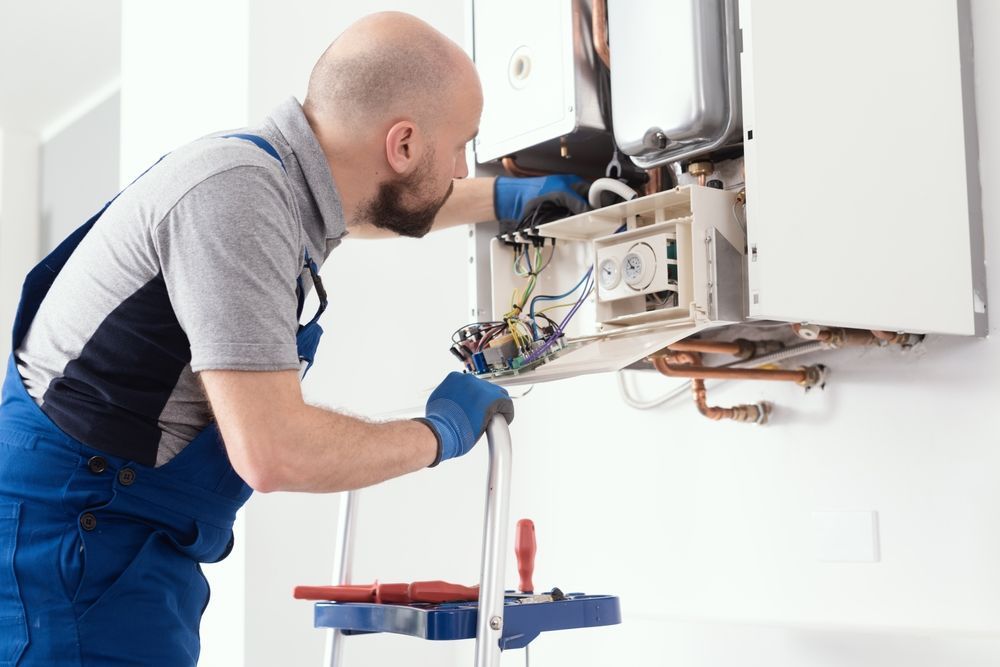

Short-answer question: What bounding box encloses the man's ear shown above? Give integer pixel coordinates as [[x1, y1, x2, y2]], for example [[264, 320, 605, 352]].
[[385, 120, 422, 176]]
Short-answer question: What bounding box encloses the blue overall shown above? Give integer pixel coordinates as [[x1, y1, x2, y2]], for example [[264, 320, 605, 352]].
[[0, 136, 326, 665]]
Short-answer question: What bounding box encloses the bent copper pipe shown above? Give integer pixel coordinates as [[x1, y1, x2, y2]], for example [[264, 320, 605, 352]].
[[501, 156, 550, 178], [692, 378, 770, 424], [592, 0, 611, 69]]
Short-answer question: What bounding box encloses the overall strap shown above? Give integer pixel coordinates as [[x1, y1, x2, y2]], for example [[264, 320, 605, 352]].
[[222, 133, 285, 170], [296, 248, 328, 326]]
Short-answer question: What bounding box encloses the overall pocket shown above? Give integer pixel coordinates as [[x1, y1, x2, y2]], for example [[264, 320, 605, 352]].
[[0, 502, 28, 666], [76, 530, 204, 666]]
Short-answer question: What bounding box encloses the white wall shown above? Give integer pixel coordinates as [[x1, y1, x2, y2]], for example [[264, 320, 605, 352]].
[[0, 129, 40, 363], [40, 91, 120, 252]]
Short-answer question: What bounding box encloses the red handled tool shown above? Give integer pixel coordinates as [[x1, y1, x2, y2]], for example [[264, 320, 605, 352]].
[[511, 518, 564, 604], [293, 580, 479, 604], [296, 518, 540, 605], [515, 518, 536, 594]]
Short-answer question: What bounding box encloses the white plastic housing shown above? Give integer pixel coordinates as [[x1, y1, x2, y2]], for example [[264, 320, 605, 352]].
[[487, 186, 745, 385], [471, 0, 604, 162], [740, 0, 986, 335]]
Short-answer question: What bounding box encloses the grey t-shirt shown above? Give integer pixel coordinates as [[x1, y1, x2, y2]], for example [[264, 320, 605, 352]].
[[15, 97, 346, 467]]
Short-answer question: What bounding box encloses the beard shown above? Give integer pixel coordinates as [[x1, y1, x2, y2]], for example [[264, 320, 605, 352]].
[[357, 157, 455, 238]]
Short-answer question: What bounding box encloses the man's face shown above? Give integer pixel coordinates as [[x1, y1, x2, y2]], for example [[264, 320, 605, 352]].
[[359, 146, 455, 238]]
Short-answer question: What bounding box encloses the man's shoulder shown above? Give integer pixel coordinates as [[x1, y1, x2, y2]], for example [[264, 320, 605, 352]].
[[164, 135, 289, 191], [112, 135, 295, 227]]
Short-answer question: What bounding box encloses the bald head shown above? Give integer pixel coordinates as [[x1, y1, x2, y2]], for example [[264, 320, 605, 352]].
[[304, 12, 477, 131]]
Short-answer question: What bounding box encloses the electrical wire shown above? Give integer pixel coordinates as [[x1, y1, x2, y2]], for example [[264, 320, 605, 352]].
[[452, 321, 503, 344], [732, 200, 746, 234], [528, 268, 594, 338], [524, 267, 594, 364], [459, 196, 584, 374]]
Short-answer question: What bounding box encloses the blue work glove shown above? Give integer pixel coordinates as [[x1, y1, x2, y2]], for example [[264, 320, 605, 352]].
[[494, 175, 588, 221], [415, 372, 514, 467]]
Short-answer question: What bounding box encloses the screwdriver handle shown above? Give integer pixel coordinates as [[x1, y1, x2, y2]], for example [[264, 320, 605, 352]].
[[294, 580, 479, 604], [374, 582, 412, 604], [515, 518, 536, 594], [408, 580, 480, 603], [293, 583, 376, 602]]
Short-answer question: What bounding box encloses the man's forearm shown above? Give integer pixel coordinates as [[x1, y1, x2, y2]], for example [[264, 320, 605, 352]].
[[202, 369, 437, 493], [431, 176, 496, 230], [259, 406, 438, 492]]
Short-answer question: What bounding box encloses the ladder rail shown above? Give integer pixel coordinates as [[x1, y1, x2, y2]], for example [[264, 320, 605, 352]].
[[324, 415, 514, 667], [324, 489, 360, 667], [474, 414, 513, 667]]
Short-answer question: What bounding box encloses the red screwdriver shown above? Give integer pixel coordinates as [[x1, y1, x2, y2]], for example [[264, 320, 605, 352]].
[[512, 519, 565, 604], [293, 580, 479, 604], [515, 518, 536, 594]]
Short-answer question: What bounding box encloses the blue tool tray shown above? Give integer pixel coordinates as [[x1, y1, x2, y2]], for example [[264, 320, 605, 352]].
[[314, 592, 620, 651]]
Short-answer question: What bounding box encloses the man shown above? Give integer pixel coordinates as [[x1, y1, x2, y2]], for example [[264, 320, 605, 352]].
[[0, 11, 584, 666]]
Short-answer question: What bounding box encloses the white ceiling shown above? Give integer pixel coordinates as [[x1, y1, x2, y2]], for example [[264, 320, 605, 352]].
[[0, 0, 121, 134]]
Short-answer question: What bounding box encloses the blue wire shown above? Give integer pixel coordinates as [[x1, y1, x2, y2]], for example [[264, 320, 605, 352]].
[[526, 266, 594, 363], [529, 267, 593, 338]]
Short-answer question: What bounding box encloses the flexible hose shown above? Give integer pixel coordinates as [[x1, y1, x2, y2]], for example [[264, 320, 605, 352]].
[[588, 178, 639, 208], [727, 341, 826, 368], [616, 371, 694, 410]]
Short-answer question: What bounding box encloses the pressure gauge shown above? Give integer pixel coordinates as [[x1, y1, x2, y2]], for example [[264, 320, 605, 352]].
[[623, 243, 657, 290], [598, 257, 621, 291]]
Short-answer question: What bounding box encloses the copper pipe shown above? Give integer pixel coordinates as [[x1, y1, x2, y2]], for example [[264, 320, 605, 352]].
[[651, 354, 819, 386], [668, 339, 753, 358], [592, 0, 611, 68], [791, 324, 890, 348], [644, 167, 662, 196], [692, 379, 771, 424], [501, 156, 550, 178]]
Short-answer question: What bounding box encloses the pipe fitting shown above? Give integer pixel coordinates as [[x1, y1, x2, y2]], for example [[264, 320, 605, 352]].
[[797, 364, 828, 389], [688, 161, 714, 187], [793, 323, 823, 340]]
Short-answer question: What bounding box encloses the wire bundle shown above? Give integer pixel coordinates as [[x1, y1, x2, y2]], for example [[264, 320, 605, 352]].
[[523, 266, 594, 365], [450, 198, 596, 373]]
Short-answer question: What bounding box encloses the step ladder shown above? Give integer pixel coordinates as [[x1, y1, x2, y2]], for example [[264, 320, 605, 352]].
[[313, 415, 621, 666]]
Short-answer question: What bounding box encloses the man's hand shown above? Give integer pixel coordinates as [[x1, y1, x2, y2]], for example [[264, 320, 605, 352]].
[[415, 372, 514, 466], [494, 174, 589, 221]]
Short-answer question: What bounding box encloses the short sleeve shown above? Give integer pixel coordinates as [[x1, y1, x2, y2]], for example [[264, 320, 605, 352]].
[[154, 165, 303, 372]]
